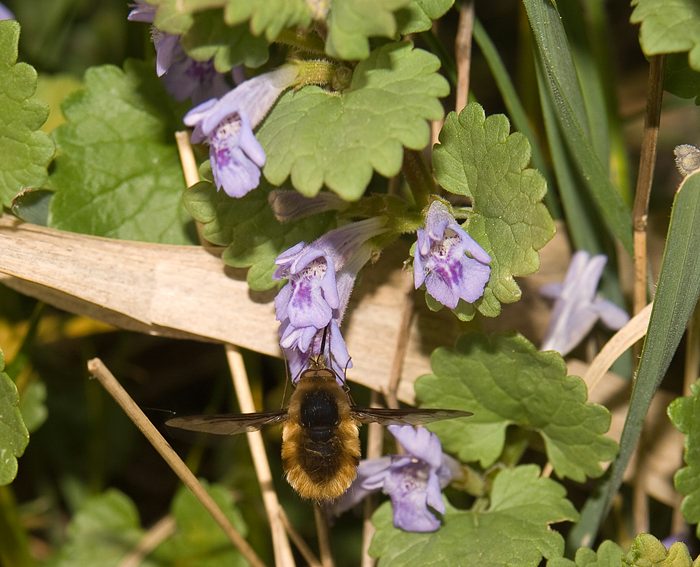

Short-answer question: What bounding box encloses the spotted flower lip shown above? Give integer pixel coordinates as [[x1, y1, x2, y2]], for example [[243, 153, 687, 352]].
[[184, 65, 298, 198], [414, 201, 491, 309], [273, 218, 386, 381], [540, 251, 630, 356], [332, 425, 459, 532]]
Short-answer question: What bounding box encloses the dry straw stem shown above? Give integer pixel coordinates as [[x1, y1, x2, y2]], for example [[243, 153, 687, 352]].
[[632, 55, 665, 316], [278, 510, 323, 567], [86, 358, 265, 567], [225, 345, 297, 567], [455, 0, 474, 113], [118, 515, 176, 567], [584, 302, 653, 395], [314, 504, 334, 567]]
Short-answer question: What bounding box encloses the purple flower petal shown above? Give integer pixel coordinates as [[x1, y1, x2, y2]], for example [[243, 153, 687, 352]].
[[540, 251, 630, 356], [593, 297, 631, 330], [414, 201, 491, 310], [274, 221, 385, 383], [384, 461, 442, 532]]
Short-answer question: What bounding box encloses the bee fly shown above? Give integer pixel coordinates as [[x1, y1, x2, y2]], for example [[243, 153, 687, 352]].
[[166, 358, 470, 501]]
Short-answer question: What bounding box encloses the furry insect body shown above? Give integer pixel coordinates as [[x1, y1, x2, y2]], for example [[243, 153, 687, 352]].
[[282, 367, 360, 500], [165, 359, 471, 501]]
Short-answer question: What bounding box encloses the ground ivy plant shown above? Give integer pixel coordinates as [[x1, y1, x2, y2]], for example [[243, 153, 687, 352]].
[[2, 1, 700, 565]]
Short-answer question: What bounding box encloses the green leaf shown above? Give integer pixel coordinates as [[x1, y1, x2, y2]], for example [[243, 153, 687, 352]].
[[326, 0, 411, 60], [258, 42, 448, 200], [472, 19, 558, 216], [184, 181, 335, 290], [149, 0, 221, 35], [548, 540, 624, 567], [570, 171, 700, 549], [631, 0, 700, 71], [49, 61, 193, 244], [19, 379, 47, 433], [523, 0, 633, 254], [664, 52, 700, 104], [415, 333, 617, 482], [223, 0, 312, 41], [0, 21, 54, 207], [10, 188, 53, 225], [432, 103, 555, 317], [396, 0, 454, 35], [669, 381, 700, 536], [153, 482, 248, 566], [181, 9, 269, 72], [0, 350, 29, 486], [370, 465, 578, 566], [550, 535, 698, 567], [53, 489, 149, 567], [625, 534, 696, 567]]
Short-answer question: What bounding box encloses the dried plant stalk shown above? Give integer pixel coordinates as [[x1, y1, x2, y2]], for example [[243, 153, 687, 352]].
[[87, 358, 265, 567]]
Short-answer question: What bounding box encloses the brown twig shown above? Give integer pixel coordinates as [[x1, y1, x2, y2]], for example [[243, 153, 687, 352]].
[[385, 278, 417, 410], [360, 391, 384, 567], [279, 509, 323, 567], [119, 516, 176, 567], [632, 55, 665, 316], [314, 504, 334, 567], [225, 346, 296, 567], [630, 55, 664, 536], [455, 0, 474, 113], [584, 302, 653, 396], [87, 358, 265, 567]]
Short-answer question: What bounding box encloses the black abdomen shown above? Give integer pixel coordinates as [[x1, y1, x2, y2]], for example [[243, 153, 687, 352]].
[[300, 435, 344, 483], [299, 390, 343, 483]]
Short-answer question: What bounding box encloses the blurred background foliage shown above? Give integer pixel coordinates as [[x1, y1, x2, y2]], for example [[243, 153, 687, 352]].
[[1, 0, 700, 565]]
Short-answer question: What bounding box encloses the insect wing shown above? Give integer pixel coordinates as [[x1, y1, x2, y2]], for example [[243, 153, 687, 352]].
[[166, 410, 288, 436], [350, 407, 472, 426]]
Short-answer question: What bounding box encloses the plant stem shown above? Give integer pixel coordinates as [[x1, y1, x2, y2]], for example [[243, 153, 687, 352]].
[[455, 1, 474, 113], [402, 150, 435, 210], [225, 346, 296, 567], [87, 358, 266, 567], [632, 55, 665, 317]]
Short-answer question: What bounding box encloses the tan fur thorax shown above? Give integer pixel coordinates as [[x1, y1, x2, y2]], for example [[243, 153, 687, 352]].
[[281, 368, 361, 500]]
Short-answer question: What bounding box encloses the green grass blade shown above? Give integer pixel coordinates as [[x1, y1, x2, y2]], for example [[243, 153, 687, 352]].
[[568, 170, 700, 550], [523, 0, 633, 254]]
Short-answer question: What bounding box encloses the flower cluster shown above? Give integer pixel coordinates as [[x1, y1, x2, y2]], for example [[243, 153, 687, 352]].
[[413, 201, 491, 310], [273, 218, 386, 381], [333, 425, 460, 532], [540, 251, 629, 356]]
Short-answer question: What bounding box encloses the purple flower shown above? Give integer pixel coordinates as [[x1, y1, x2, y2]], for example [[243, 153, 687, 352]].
[[184, 65, 298, 198], [274, 218, 386, 380], [540, 251, 630, 356], [127, 2, 229, 103], [0, 3, 15, 19], [414, 201, 491, 309], [127, 1, 155, 23], [333, 425, 460, 532], [268, 190, 348, 223]]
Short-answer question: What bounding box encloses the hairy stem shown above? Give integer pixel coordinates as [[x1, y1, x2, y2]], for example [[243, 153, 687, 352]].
[[455, 0, 474, 112]]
